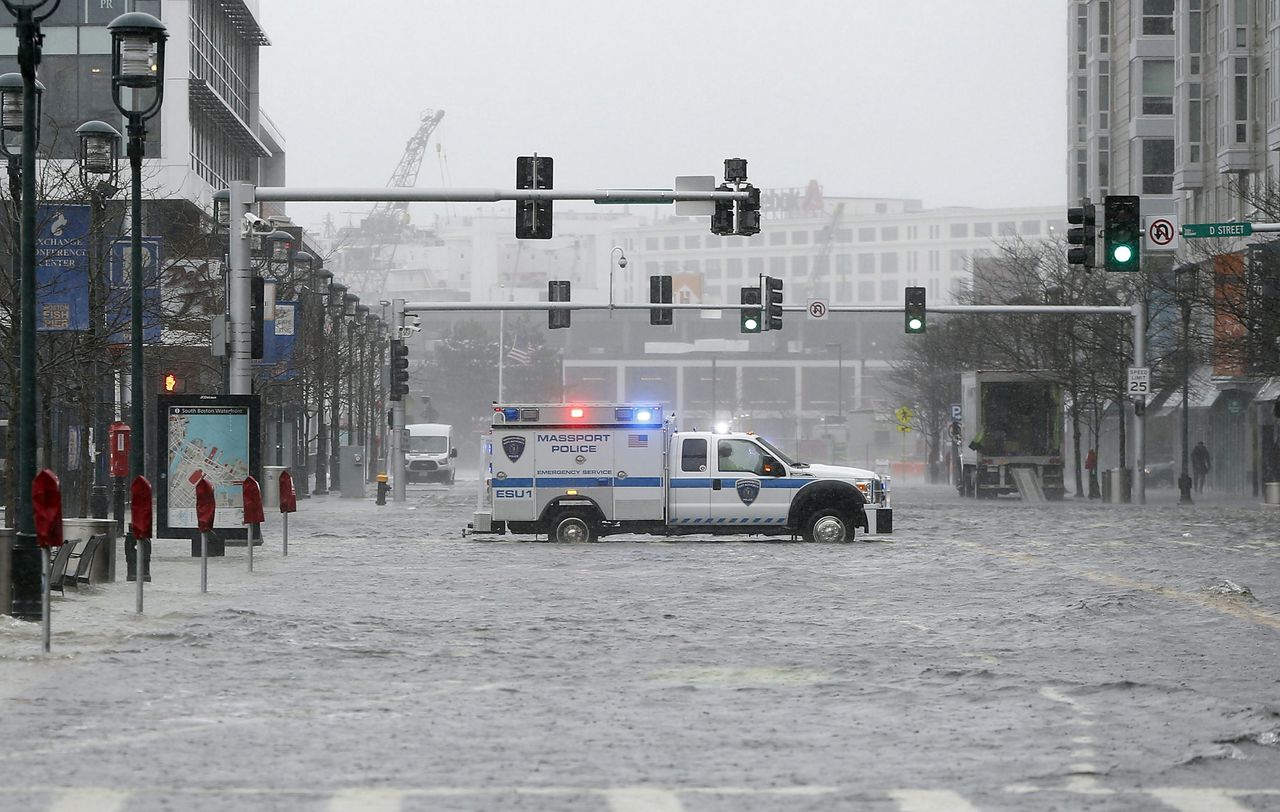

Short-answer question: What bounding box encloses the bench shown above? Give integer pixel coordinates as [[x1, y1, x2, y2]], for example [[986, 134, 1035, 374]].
[[46, 538, 81, 596], [64, 533, 106, 589]]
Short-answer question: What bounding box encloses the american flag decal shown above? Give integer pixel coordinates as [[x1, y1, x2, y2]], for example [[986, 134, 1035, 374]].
[[627, 434, 648, 448]]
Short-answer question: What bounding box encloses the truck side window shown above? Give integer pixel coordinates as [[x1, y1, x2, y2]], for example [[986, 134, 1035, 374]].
[[717, 439, 765, 475], [681, 438, 707, 472]]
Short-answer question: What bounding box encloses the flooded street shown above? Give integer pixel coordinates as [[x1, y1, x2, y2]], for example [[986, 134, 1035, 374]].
[[2, 482, 1278, 810]]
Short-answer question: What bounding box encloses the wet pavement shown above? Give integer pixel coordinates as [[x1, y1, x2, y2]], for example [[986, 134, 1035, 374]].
[[1, 481, 1278, 811]]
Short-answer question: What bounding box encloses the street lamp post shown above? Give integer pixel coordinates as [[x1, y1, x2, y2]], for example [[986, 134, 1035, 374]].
[[1177, 265, 1196, 505], [75, 120, 122, 520], [108, 11, 166, 587], [311, 268, 332, 494], [0, 0, 57, 620], [327, 281, 346, 493]]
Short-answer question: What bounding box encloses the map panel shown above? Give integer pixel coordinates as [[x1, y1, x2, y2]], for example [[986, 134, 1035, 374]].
[[157, 395, 259, 539]]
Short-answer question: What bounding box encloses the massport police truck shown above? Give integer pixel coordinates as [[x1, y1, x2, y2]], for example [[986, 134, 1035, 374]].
[[468, 403, 891, 543]]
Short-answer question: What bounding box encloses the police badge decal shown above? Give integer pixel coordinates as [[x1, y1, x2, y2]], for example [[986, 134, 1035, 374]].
[[502, 436, 526, 463]]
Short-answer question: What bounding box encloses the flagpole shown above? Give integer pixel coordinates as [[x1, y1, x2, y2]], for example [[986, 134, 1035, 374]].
[[498, 308, 504, 402]]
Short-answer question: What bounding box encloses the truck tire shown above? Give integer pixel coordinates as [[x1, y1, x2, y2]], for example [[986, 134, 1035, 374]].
[[551, 512, 595, 543], [803, 508, 854, 543]]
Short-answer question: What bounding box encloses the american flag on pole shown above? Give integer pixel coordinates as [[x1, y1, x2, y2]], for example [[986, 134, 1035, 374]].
[[506, 334, 532, 366]]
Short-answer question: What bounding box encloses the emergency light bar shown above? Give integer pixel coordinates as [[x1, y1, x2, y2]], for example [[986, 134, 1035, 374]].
[[491, 403, 664, 427]]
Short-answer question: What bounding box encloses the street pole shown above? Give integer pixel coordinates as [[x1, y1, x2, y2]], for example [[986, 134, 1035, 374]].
[[1132, 301, 1147, 505], [227, 180, 253, 395], [5, 3, 47, 619], [1178, 266, 1194, 504], [391, 299, 407, 503], [311, 274, 330, 494]]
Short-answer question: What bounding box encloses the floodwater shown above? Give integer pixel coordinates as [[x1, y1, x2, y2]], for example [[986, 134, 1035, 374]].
[[1, 482, 1278, 811]]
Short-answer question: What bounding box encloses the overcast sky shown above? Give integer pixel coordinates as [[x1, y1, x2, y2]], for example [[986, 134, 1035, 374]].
[[258, 1, 1067, 230]]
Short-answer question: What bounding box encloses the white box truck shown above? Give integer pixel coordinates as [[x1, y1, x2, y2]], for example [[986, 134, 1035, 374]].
[[468, 403, 891, 542], [958, 371, 1065, 500]]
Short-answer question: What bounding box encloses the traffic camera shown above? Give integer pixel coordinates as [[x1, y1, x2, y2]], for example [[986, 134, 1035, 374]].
[[1104, 195, 1141, 272], [1066, 198, 1096, 269], [904, 286, 926, 334]]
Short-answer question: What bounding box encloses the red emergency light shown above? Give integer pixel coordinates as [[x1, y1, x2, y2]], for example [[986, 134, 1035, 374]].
[[570, 407, 584, 418]]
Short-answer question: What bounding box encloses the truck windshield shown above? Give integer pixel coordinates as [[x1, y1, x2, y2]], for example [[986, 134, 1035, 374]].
[[408, 436, 448, 454], [755, 437, 801, 467]]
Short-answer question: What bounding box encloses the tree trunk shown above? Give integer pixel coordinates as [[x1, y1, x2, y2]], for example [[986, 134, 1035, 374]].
[[1070, 400, 1084, 498]]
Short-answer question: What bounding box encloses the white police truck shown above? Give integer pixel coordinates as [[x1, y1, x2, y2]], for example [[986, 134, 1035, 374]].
[[468, 403, 891, 542]]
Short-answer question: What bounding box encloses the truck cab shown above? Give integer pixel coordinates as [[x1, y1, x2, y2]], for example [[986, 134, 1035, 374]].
[[405, 423, 456, 484]]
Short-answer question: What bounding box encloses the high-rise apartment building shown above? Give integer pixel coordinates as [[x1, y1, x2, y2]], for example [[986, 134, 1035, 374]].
[[1069, 0, 1280, 226]]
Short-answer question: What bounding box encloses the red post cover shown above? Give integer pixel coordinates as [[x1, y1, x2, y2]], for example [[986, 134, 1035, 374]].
[[242, 476, 265, 525], [196, 477, 216, 532], [279, 470, 297, 514], [130, 476, 152, 540], [32, 469, 63, 548]]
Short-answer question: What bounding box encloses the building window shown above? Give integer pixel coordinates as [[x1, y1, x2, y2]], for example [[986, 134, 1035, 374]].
[[705, 259, 722, 279], [879, 280, 897, 301], [748, 257, 764, 274], [769, 230, 786, 246], [857, 254, 875, 274], [975, 222, 992, 237], [769, 257, 786, 275], [645, 237, 659, 251], [998, 221, 1017, 236], [881, 253, 899, 273], [949, 223, 969, 238], [950, 250, 967, 272], [1142, 138, 1174, 194], [728, 258, 744, 278], [791, 231, 809, 245], [1020, 221, 1042, 236], [836, 254, 852, 275], [1234, 57, 1250, 143], [663, 236, 679, 250], [1187, 84, 1202, 163], [880, 226, 899, 241], [1142, 60, 1173, 115], [858, 280, 875, 302], [684, 236, 700, 250], [1142, 0, 1174, 35], [858, 227, 876, 242], [791, 256, 808, 276]]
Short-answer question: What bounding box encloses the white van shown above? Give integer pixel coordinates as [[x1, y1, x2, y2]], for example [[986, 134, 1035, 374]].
[[405, 423, 457, 484]]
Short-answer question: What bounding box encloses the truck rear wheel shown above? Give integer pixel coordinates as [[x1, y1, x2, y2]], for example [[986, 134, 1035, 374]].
[[804, 508, 853, 543], [551, 512, 595, 543]]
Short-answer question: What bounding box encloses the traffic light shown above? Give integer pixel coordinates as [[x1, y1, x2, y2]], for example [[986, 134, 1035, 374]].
[[737, 184, 761, 237], [548, 279, 571, 329], [711, 183, 735, 236], [740, 286, 761, 333], [251, 275, 265, 359], [762, 274, 783, 331], [1066, 198, 1096, 269], [515, 155, 553, 239], [649, 274, 673, 325], [1104, 194, 1141, 272], [389, 339, 410, 401], [904, 286, 926, 334], [161, 371, 185, 393]]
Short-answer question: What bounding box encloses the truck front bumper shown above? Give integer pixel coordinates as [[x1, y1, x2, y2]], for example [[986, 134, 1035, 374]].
[[865, 505, 892, 535]]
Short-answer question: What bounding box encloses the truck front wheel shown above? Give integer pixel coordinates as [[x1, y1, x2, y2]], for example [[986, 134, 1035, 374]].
[[803, 508, 854, 543], [551, 512, 595, 543]]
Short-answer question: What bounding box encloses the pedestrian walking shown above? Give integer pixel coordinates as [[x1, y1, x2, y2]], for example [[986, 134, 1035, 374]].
[[1191, 440, 1211, 494]]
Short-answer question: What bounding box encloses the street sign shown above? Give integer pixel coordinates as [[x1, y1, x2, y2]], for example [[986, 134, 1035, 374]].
[[674, 175, 715, 217], [1181, 222, 1252, 238], [807, 300, 828, 320], [1127, 366, 1150, 397], [894, 405, 914, 425], [1145, 215, 1179, 252], [896, 424, 912, 433], [950, 403, 962, 420]]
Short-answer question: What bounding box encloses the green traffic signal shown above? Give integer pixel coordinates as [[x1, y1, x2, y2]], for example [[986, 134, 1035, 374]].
[[1104, 195, 1140, 272], [904, 286, 926, 334], [740, 286, 762, 333]]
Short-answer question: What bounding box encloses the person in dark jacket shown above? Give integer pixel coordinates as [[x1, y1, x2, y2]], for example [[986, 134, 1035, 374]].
[[1191, 441, 1211, 494]]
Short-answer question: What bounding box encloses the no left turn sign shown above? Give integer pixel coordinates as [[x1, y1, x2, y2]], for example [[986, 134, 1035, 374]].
[[808, 300, 828, 320], [1145, 215, 1180, 252]]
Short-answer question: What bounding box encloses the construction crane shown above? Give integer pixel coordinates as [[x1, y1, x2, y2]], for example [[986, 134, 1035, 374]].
[[342, 108, 445, 298]]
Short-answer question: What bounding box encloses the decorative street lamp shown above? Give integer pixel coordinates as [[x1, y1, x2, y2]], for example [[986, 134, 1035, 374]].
[[0, 0, 58, 620], [312, 269, 333, 494], [327, 284, 350, 492], [1176, 264, 1197, 505], [108, 11, 166, 589], [76, 119, 122, 520]]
